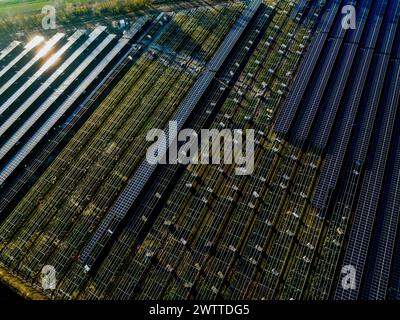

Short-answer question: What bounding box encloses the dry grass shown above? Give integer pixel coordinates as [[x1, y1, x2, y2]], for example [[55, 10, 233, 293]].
[[0, 265, 47, 300]]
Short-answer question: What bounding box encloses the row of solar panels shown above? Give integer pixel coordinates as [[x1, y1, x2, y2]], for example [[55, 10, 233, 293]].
[[273, 0, 394, 139], [0, 19, 150, 187]]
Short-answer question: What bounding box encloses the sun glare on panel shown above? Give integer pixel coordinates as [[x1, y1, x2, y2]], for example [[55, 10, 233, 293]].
[[25, 35, 44, 49], [37, 33, 65, 58], [45, 54, 59, 67]]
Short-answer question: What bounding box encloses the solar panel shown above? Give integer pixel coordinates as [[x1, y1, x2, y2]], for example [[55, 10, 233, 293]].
[[329, 0, 356, 39], [360, 61, 400, 300], [79, 0, 263, 269], [122, 16, 150, 40], [388, 240, 400, 299], [351, 54, 389, 162], [65, 9, 269, 297], [317, 0, 342, 34], [0, 27, 105, 135], [208, 0, 262, 71], [375, 0, 400, 54], [62, 18, 149, 128], [359, 0, 388, 49], [0, 33, 65, 97], [0, 30, 84, 118], [0, 41, 21, 62], [362, 122, 400, 299], [387, 155, 400, 298]]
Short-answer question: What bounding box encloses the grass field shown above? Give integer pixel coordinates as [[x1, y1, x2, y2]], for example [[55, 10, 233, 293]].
[[0, 0, 148, 16], [0, 1, 79, 15]]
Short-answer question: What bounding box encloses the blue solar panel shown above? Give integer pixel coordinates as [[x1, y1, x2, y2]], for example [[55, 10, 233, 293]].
[[0, 33, 64, 97], [273, 32, 326, 135], [0, 27, 104, 121], [388, 148, 400, 298], [351, 54, 389, 162], [392, 12, 400, 59], [0, 31, 84, 119], [329, 0, 356, 39], [310, 43, 357, 150], [359, 0, 388, 49], [273, 0, 342, 136], [374, 0, 400, 54]]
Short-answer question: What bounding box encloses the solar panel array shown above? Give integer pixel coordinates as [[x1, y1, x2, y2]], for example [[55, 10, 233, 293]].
[[76, 3, 277, 299], [0, 0, 399, 301]]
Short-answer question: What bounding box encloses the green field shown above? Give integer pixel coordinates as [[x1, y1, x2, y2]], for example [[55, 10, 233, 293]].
[[0, 0, 147, 16], [0, 1, 76, 15]]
